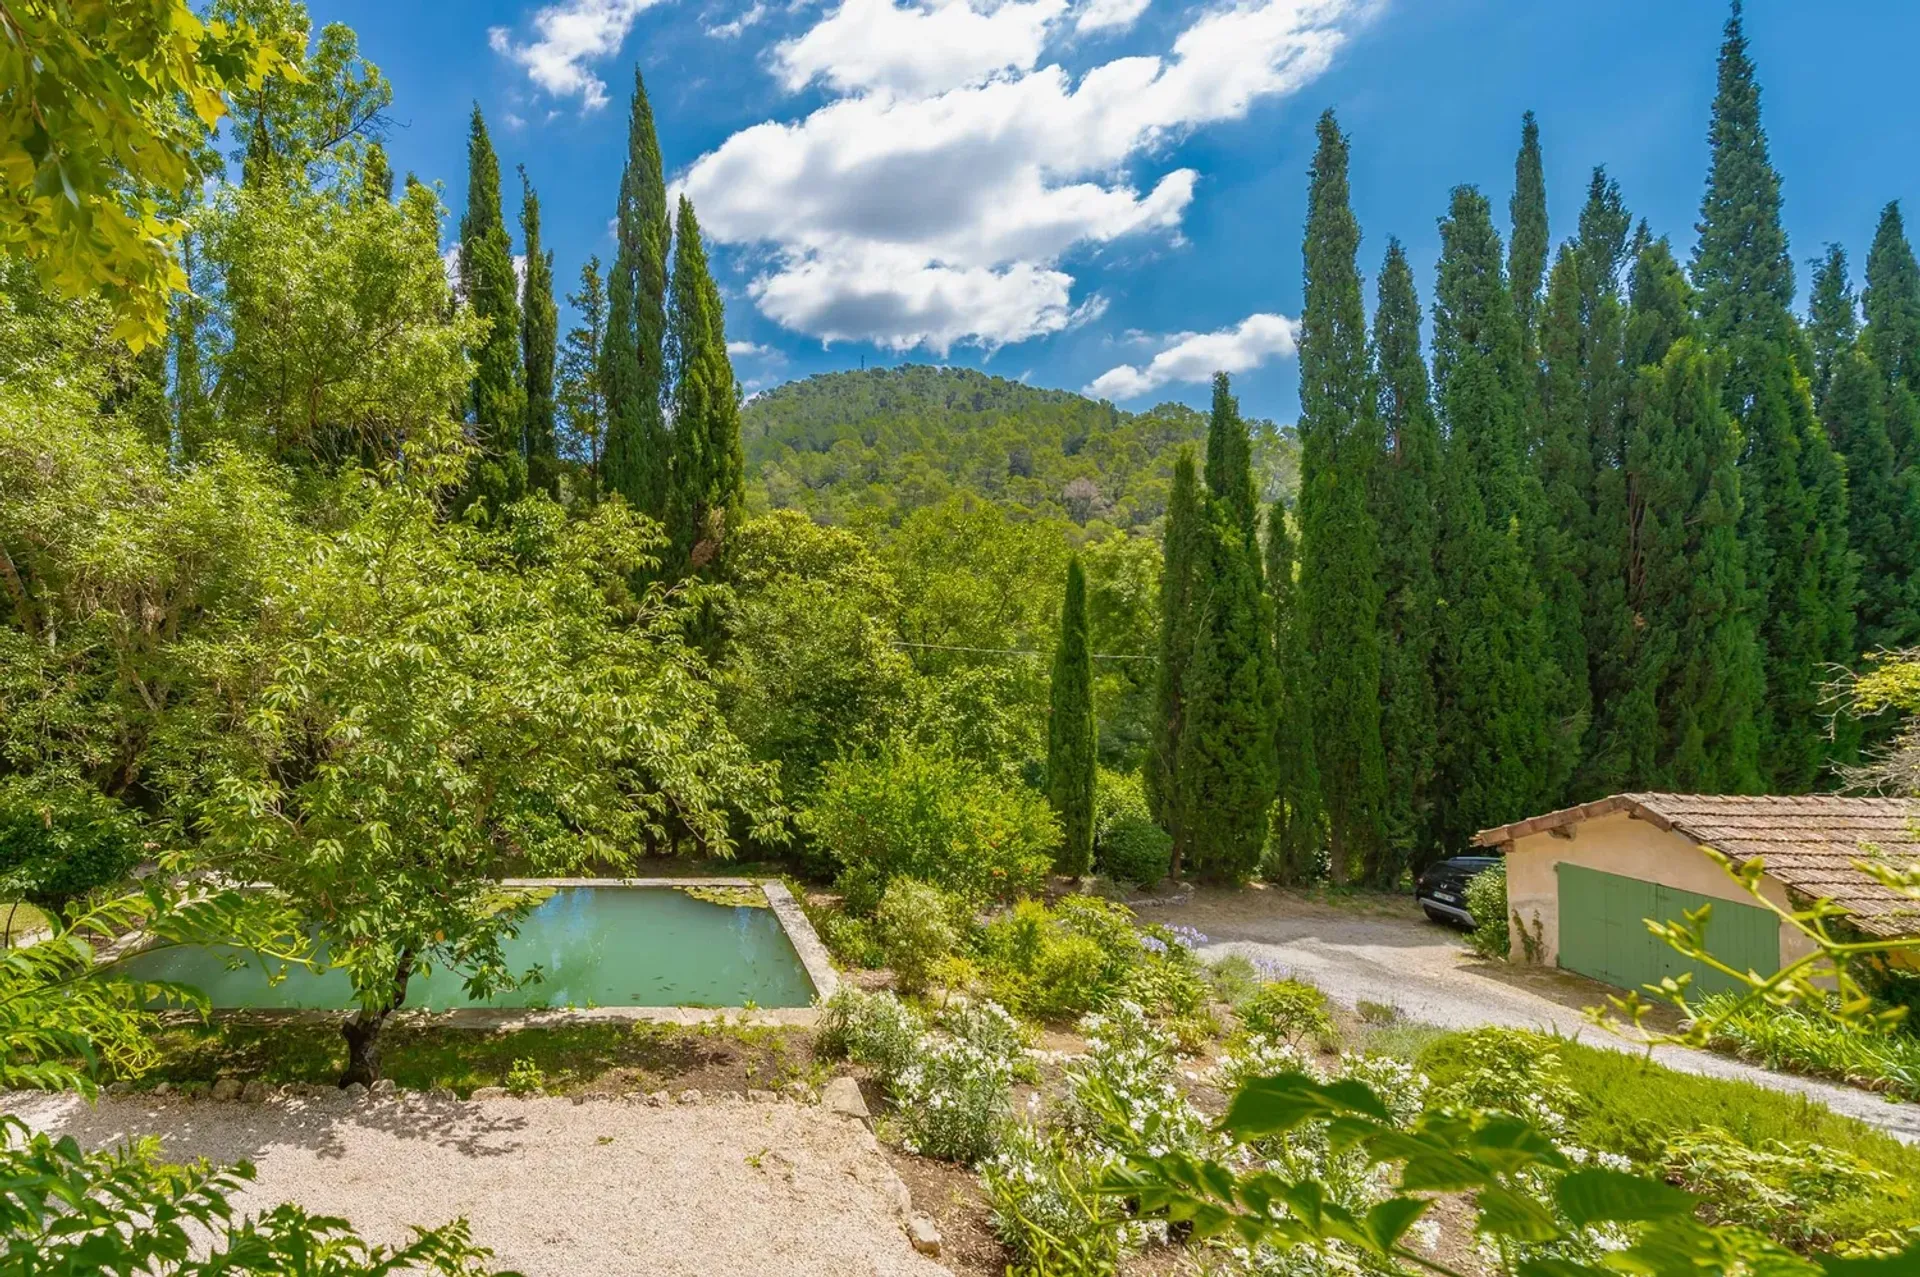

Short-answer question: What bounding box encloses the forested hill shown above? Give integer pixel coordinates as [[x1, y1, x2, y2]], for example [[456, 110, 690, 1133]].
[[743, 364, 1298, 531]]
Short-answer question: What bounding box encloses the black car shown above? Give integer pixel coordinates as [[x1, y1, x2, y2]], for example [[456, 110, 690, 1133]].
[[1415, 855, 1501, 928]]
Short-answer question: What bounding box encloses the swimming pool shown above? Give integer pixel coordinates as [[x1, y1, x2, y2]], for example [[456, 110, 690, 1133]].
[[120, 883, 827, 1011]]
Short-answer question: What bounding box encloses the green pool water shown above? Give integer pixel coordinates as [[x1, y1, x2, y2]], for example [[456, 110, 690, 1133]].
[[121, 887, 819, 1010]]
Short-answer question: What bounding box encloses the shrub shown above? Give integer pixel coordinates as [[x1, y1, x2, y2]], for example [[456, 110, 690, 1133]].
[[981, 1122, 1129, 1275], [1203, 953, 1263, 1008], [939, 997, 1031, 1062], [874, 878, 960, 994], [802, 741, 1057, 912], [504, 1057, 544, 1096], [1419, 1028, 1580, 1135], [892, 1035, 1013, 1163], [0, 775, 144, 915], [980, 897, 1141, 1022], [1464, 858, 1509, 960], [1239, 979, 1335, 1047], [1092, 770, 1170, 888], [1664, 1126, 1892, 1252], [1697, 993, 1920, 1101], [816, 910, 883, 969], [815, 987, 924, 1079], [1065, 1000, 1207, 1159]]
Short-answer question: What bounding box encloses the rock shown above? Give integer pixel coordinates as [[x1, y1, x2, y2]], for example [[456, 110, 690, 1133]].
[[677, 1089, 703, 1105], [646, 1091, 670, 1107], [341, 1082, 368, 1100], [210, 1078, 243, 1102], [782, 1080, 816, 1103], [152, 1081, 174, 1097], [369, 1078, 397, 1098], [106, 1080, 132, 1096], [717, 1090, 743, 1104], [429, 1086, 458, 1101], [820, 1076, 868, 1120], [747, 1088, 778, 1104], [907, 1215, 942, 1258], [470, 1086, 508, 1100], [239, 1080, 270, 1103]]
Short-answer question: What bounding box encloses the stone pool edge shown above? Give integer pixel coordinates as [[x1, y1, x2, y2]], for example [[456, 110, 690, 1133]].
[[187, 878, 839, 1031]]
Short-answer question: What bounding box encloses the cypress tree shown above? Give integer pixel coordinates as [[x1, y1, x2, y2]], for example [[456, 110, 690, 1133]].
[[1148, 449, 1204, 869], [1176, 400, 1276, 883], [1266, 500, 1323, 884], [520, 168, 559, 498], [1508, 111, 1550, 357], [602, 69, 671, 517], [459, 105, 525, 502], [1865, 202, 1920, 469], [1204, 371, 1258, 547], [1372, 240, 1441, 870], [1296, 112, 1385, 884], [1047, 556, 1096, 877], [1692, 1, 1856, 789], [560, 258, 610, 500], [364, 141, 393, 204], [1812, 247, 1920, 653], [1430, 186, 1554, 848], [664, 196, 746, 569]]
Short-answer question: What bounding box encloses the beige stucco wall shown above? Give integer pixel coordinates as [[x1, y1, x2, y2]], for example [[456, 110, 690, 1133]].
[[1502, 809, 1816, 971]]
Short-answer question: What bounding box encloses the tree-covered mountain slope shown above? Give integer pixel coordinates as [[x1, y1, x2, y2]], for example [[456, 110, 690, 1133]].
[[743, 364, 1298, 531]]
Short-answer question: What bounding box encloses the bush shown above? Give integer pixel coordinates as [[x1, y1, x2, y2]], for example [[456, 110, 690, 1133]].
[[1418, 1027, 1580, 1134], [892, 1035, 1014, 1163], [1664, 1126, 1893, 1252], [802, 741, 1057, 912], [1092, 770, 1171, 888], [979, 897, 1141, 1022], [504, 1057, 544, 1096], [939, 997, 1031, 1062], [1239, 979, 1335, 1047], [816, 987, 924, 1079], [815, 910, 883, 969], [874, 878, 959, 993], [982, 1122, 1128, 1275], [0, 775, 143, 915], [1463, 858, 1509, 960], [1696, 994, 1920, 1101]]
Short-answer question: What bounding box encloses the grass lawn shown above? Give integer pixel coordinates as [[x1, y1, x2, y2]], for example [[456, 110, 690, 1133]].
[[135, 1018, 827, 1098], [1, 900, 51, 945]]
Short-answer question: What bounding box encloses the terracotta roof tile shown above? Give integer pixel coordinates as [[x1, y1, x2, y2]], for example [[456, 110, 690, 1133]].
[[1475, 793, 1920, 939]]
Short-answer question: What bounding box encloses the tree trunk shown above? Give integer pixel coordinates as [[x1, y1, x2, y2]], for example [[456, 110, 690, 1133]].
[[338, 951, 413, 1087]]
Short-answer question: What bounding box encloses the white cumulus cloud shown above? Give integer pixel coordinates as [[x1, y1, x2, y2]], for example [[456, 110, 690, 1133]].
[[705, 1, 767, 38], [684, 0, 1369, 352], [1073, 0, 1151, 35], [1085, 312, 1297, 400], [489, 0, 666, 111]]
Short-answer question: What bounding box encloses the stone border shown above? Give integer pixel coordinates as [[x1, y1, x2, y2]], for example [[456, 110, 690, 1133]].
[[191, 878, 834, 1030]]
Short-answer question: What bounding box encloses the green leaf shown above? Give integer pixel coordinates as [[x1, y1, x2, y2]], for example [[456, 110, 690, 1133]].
[[1474, 1187, 1562, 1243], [1221, 1072, 1391, 1139], [1555, 1168, 1693, 1228], [1820, 1240, 1920, 1274], [1359, 1196, 1431, 1252]]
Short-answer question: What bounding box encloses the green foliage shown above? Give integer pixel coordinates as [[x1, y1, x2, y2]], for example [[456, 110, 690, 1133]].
[[982, 1122, 1127, 1276], [893, 1031, 1015, 1164], [1147, 449, 1201, 853], [663, 195, 744, 570], [1092, 769, 1171, 888], [1508, 110, 1550, 349], [743, 364, 1298, 533], [1665, 1127, 1898, 1252], [457, 105, 524, 498], [519, 169, 559, 498], [0, 774, 143, 914], [1047, 557, 1097, 876], [1264, 501, 1323, 886], [558, 257, 608, 495], [874, 878, 960, 994], [1080, 533, 1160, 767], [815, 986, 925, 1078], [1239, 979, 1335, 1048], [803, 740, 1056, 912], [1464, 858, 1510, 960], [602, 68, 670, 518], [1297, 111, 1386, 885], [1695, 994, 1920, 1101], [504, 1056, 544, 1096], [978, 896, 1140, 1022], [0, 0, 283, 349]]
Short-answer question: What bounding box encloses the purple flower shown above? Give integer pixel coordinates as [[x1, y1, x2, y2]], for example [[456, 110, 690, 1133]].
[[1141, 935, 1168, 955], [1166, 924, 1208, 950]]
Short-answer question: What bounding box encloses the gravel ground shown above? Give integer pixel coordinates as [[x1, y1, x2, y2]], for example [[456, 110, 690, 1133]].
[[8, 1089, 953, 1276], [1158, 886, 1920, 1144]]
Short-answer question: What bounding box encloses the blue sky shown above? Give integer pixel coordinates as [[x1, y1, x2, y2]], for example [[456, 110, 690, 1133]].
[[317, 0, 1920, 424]]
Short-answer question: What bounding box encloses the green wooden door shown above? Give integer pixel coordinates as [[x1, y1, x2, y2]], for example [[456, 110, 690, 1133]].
[[1555, 864, 1779, 997]]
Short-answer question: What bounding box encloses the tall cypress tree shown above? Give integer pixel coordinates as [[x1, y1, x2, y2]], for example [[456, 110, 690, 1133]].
[[602, 69, 671, 518], [1177, 377, 1275, 881], [1430, 186, 1554, 848], [459, 105, 525, 501], [1296, 112, 1385, 884], [1148, 450, 1204, 868], [1266, 500, 1323, 884], [1372, 240, 1441, 870], [1865, 202, 1920, 470], [1812, 247, 1920, 653], [1048, 556, 1096, 877], [560, 258, 609, 500], [1692, 1, 1856, 789], [1508, 111, 1550, 358], [520, 168, 559, 498], [664, 196, 745, 569]]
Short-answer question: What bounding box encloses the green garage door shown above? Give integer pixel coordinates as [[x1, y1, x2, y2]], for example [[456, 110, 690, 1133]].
[[1555, 864, 1779, 998]]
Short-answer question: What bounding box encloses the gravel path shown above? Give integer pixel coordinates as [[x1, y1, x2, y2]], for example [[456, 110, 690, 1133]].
[[1155, 887, 1920, 1144], [8, 1089, 952, 1276]]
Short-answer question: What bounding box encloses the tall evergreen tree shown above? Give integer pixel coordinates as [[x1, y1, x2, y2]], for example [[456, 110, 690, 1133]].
[[664, 196, 745, 569], [1296, 112, 1385, 884], [1864, 202, 1920, 469], [1047, 556, 1096, 877], [1372, 240, 1440, 870], [458, 104, 525, 502], [1691, 0, 1857, 789], [1176, 380, 1275, 882], [602, 69, 671, 518], [1429, 186, 1554, 849], [1148, 449, 1204, 867], [1811, 247, 1920, 653], [1508, 111, 1549, 356], [1266, 501, 1323, 884], [519, 168, 559, 498], [559, 258, 609, 499]]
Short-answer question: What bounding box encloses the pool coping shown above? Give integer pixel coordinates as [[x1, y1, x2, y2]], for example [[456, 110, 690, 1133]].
[[189, 878, 838, 1030]]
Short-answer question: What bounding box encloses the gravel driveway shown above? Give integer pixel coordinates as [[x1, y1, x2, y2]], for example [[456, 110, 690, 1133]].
[[1153, 886, 1920, 1143], [8, 1089, 950, 1276]]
